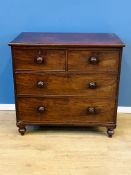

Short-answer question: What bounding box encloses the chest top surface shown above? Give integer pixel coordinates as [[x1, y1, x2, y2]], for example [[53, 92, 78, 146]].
[[9, 32, 124, 47]]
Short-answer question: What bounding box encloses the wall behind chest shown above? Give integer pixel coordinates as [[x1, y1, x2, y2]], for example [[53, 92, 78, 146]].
[[0, 0, 131, 106]]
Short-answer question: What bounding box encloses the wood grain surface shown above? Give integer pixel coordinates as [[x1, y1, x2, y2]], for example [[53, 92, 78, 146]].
[[9, 33, 124, 136], [0, 111, 131, 175], [13, 49, 66, 71], [17, 97, 115, 123], [9, 32, 125, 47], [15, 72, 117, 97], [68, 50, 120, 72]]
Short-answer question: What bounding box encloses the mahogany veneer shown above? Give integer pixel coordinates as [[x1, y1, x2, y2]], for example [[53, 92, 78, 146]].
[[9, 32, 124, 137]]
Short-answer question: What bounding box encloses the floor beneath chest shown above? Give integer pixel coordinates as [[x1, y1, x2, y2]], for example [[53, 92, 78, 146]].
[[0, 111, 131, 175]]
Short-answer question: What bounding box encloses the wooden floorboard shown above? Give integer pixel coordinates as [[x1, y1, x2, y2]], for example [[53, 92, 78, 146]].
[[0, 111, 131, 175]]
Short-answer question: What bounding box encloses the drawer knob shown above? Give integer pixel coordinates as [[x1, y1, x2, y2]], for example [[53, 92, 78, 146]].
[[37, 106, 46, 113], [36, 56, 44, 64], [37, 80, 45, 88], [87, 107, 96, 114], [89, 57, 99, 64], [88, 82, 97, 89]]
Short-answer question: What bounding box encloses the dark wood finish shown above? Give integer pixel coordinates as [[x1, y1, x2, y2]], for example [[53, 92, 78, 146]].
[[17, 97, 115, 123], [9, 32, 124, 47], [15, 72, 117, 97], [13, 49, 66, 71], [9, 32, 124, 137], [88, 56, 99, 65], [107, 128, 115, 138], [68, 50, 120, 72], [16, 122, 26, 136]]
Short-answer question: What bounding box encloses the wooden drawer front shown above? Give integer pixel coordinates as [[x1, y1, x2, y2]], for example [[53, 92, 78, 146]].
[[13, 49, 66, 71], [16, 73, 117, 97], [68, 50, 119, 72], [17, 97, 115, 124]]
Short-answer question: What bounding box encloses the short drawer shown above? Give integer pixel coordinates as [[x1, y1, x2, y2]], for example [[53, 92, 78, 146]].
[[17, 97, 115, 124], [68, 50, 120, 72], [15, 72, 117, 97], [13, 49, 66, 71]]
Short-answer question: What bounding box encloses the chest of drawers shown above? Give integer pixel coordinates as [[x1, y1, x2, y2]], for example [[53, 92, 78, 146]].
[[9, 33, 124, 137]]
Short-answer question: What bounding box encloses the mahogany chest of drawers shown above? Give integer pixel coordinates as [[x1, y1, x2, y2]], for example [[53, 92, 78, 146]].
[[9, 32, 124, 137]]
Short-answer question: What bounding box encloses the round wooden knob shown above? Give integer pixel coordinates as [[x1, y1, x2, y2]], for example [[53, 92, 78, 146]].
[[88, 57, 99, 64], [87, 107, 96, 114], [37, 106, 46, 113], [88, 82, 97, 89], [37, 80, 45, 88], [35, 56, 44, 64]]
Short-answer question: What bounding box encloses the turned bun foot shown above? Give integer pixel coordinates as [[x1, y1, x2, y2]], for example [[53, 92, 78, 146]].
[[18, 127, 26, 136], [107, 128, 114, 138]]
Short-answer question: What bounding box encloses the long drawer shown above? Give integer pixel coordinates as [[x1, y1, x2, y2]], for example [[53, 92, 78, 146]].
[[17, 97, 115, 124], [15, 72, 117, 97]]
